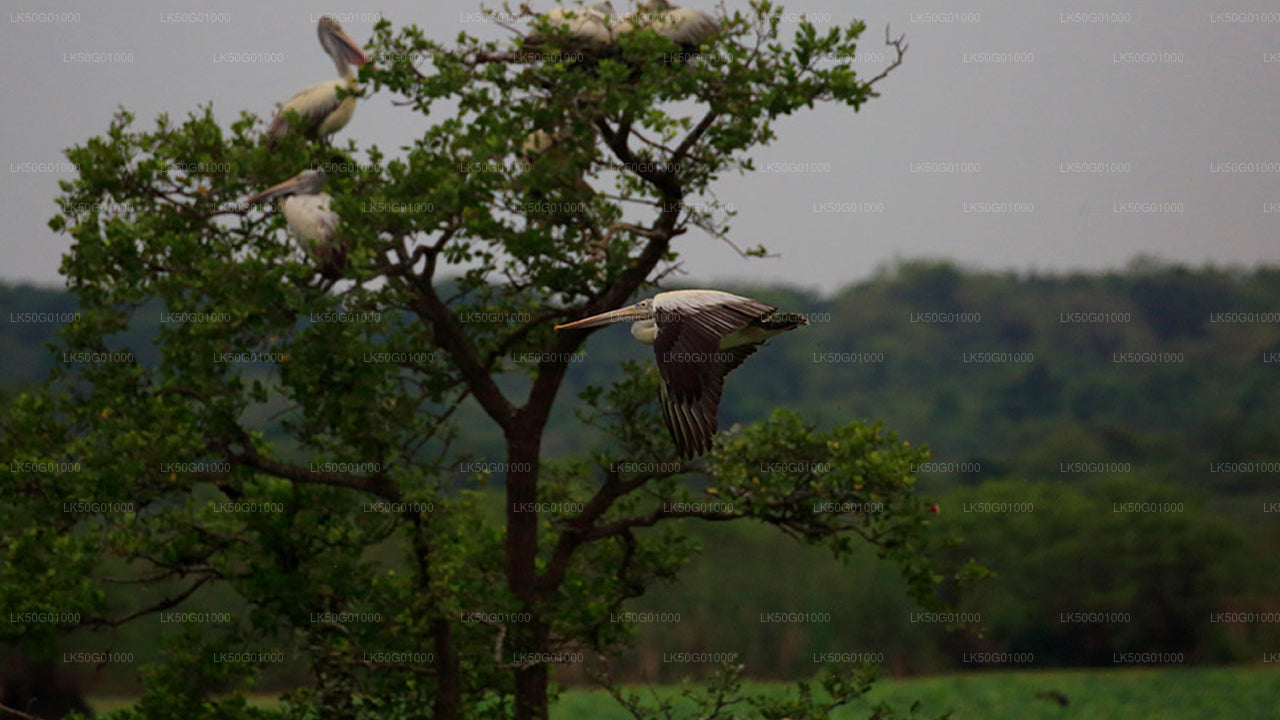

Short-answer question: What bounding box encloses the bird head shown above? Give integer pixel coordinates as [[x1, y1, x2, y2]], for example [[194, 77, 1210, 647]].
[[245, 169, 327, 204], [555, 298, 655, 331], [318, 15, 369, 69]]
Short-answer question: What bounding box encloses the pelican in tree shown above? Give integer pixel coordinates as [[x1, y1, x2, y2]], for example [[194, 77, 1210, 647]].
[[266, 16, 368, 146], [245, 169, 346, 279], [519, 124, 598, 197], [612, 0, 719, 50], [518, 123, 605, 261], [526, 2, 617, 50], [556, 290, 808, 458]]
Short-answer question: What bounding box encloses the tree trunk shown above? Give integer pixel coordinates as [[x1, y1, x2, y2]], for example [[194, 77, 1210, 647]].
[[506, 418, 549, 720], [408, 508, 460, 720], [432, 617, 460, 720], [513, 620, 551, 720]]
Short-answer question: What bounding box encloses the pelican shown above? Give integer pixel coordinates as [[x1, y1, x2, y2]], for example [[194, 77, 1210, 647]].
[[555, 290, 807, 458], [526, 2, 617, 50], [266, 16, 368, 145], [516, 126, 609, 260], [520, 124, 597, 190], [612, 0, 719, 50], [245, 169, 346, 278]]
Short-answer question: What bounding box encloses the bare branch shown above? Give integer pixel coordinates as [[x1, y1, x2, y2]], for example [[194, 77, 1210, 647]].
[[83, 573, 216, 629], [865, 25, 908, 92], [691, 215, 778, 260]]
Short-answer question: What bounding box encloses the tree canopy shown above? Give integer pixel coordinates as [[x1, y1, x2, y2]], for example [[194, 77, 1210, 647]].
[[1, 3, 979, 719]]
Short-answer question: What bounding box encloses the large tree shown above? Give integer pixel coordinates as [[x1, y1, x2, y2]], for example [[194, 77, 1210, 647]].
[[2, 3, 980, 718]]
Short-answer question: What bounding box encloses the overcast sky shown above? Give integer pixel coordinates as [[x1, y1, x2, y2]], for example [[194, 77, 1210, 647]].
[[3, 0, 1277, 294]]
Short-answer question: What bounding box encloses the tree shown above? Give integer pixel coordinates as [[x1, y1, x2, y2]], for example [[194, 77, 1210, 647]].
[[2, 2, 980, 719], [934, 479, 1256, 666]]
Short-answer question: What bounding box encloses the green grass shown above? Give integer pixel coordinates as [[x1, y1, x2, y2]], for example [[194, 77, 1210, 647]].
[[88, 666, 1280, 719], [552, 666, 1280, 720], [865, 666, 1280, 720]]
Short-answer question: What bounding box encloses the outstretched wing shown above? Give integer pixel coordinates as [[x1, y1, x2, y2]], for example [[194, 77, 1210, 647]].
[[657, 344, 759, 458], [652, 295, 774, 458]]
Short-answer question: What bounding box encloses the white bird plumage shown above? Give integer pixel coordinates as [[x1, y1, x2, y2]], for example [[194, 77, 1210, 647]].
[[246, 169, 346, 278], [555, 290, 808, 458], [527, 2, 618, 49], [267, 16, 369, 145], [612, 0, 719, 49]]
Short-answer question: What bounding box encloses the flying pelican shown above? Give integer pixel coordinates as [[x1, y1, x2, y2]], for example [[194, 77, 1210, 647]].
[[526, 2, 617, 51], [245, 169, 346, 278], [266, 16, 368, 146], [555, 290, 807, 458], [612, 0, 719, 50]]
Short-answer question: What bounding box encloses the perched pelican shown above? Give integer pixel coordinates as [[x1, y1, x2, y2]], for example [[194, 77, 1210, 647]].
[[515, 39, 610, 239], [526, 2, 617, 50], [517, 126, 608, 261], [521, 128, 558, 156], [519, 124, 597, 191], [612, 0, 719, 50], [555, 290, 808, 458], [245, 169, 346, 278], [266, 16, 368, 145]]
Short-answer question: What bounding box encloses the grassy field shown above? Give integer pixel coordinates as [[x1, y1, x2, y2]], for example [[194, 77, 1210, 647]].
[[89, 666, 1280, 719], [553, 666, 1280, 720]]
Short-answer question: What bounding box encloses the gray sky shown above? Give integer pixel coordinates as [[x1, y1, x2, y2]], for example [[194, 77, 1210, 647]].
[[3, 0, 1277, 294]]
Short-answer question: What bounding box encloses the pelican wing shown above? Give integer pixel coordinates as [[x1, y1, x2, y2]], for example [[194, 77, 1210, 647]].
[[657, 344, 759, 458], [527, 7, 614, 48], [281, 194, 345, 277], [615, 6, 718, 47], [281, 194, 339, 245], [654, 7, 718, 46], [652, 295, 774, 457], [267, 79, 351, 141]]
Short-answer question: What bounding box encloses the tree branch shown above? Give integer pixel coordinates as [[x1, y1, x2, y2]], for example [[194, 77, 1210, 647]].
[[82, 573, 216, 629], [229, 440, 402, 501], [865, 25, 908, 93], [403, 279, 516, 429], [0, 701, 44, 720], [538, 466, 682, 593], [670, 109, 719, 169], [583, 506, 740, 543]]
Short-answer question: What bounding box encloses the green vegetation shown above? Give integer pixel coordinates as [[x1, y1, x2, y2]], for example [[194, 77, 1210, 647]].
[[555, 667, 1280, 719], [10, 258, 1280, 489], [1, 2, 978, 718], [3, 260, 1278, 689], [86, 667, 1280, 719]]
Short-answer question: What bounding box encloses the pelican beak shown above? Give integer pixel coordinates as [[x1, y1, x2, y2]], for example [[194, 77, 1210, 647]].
[[554, 303, 648, 331], [332, 26, 369, 66], [245, 175, 305, 204]]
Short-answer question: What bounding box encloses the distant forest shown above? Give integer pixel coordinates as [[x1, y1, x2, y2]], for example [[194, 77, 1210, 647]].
[[4, 258, 1278, 683]]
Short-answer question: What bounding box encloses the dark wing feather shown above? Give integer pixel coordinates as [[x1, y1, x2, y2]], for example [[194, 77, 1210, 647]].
[[657, 343, 760, 458], [653, 298, 773, 458]]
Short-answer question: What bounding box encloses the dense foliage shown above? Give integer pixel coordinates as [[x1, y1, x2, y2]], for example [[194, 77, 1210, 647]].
[[4, 259, 1277, 699], [0, 3, 979, 720]]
